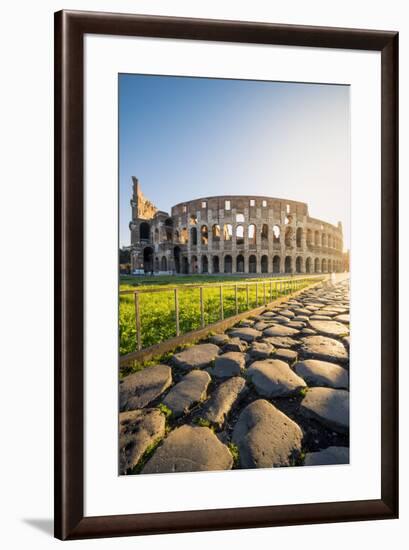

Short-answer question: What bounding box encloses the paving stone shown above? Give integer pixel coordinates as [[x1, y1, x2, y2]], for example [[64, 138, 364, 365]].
[[228, 327, 262, 342], [254, 321, 272, 331], [119, 365, 172, 412], [308, 320, 349, 338], [269, 315, 293, 323], [262, 336, 300, 349], [293, 315, 310, 322], [172, 343, 220, 370], [299, 335, 348, 364], [259, 311, 277, 319], [334, 314, 350, 324], [263, 325, 300, 337], [274, 348, 298, 364], [300, 387, 349, 433], [293, 308, 312, 316], [239, 319, 255, 327], [232, 400, 303, 468], [142, 425, 233, 473], [119, 409, 166, 474], [209, 333, 230, 346], [248, 341, 275, 360], [310, 315, 333, 321], [201, 377, 246, 428], [294, 359, 349, 389], [279, 309, 296, 318], [301, 328, 317, 335], [304, 446, 349, 466], [247, 359, 306, 397], [222, 337, 248, 353], [284, 321, 306, 329], [213, 352, 246, 378], [162, 370, 211, 417]]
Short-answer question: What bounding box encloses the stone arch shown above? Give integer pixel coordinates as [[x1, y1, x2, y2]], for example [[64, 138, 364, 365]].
[[191, 255, 198, 273], [285, 256, 292, 273], [273, 255, 280, 273], [143, 246, 154, 273], [261, 255, 268, 273], [296, 256, 302, 273], [322, 233, 327, 247], [328, 234, 332, 248], [182, 257, 189, 274], [201, 255, 209, 273], [306, 257, 312, 273], [272, 225, 280, 243], [307, 229, 313, 246], [212, 224, 221, 242], [285, 227, 293, 247], [314, 230, 321, 246], [328, 258, 332, 272], [154, 257, 159, 272], [249, 254, 257, 273], [173, 246, 181, 273], [261, 224, 269, 242], [224, 255, 232, 273], [161, 256, 167, 271], [140, 221, 150, 241], [224, 224, 233, 241], [180, 227, 188, 244], [190, 227, 198, 246], [164, 218, 173, 241], [201, 225, 208, 245], [248, 224, 256, 245], [236, 225, 244, 246], [314, 258, 320, 273], [213, 255, 220, 273], [236, 254, 245, 273], [296, 227, 303, 248], [322, 258, 327, 273]]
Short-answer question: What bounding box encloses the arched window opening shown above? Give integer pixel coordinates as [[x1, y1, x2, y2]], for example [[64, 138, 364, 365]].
[[296, 227, 303, 248], [261, 255, 268, 273], [212, 256, 220, 273], [212, 224, 221, 242], [248, 224, 256, 245], [273, 255, 280, 273], [236, 254, 244, 273], [306, 257, 312, 273], [261, 224, 268, 241], [180, 227, 188, 244], [236, 213, 245, 223], [249, 255, 257, 273], [201, 255, 208, 273], [285, 227, 293, 247], [161, 256, 167, 271], [224, 224, 233, 241], [285, 256, 292, 273], [201, 225, 208, 245], [296, 256, 302, 273], [190, 227, 197, 246], [140, 222, 150, 241], [236, 225, 244, 245], [224, 255, 232, 273], [273, 225, 280, 243]]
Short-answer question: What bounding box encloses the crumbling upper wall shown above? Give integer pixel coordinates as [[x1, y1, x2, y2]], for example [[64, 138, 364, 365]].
[[131, 176, 158, 220]]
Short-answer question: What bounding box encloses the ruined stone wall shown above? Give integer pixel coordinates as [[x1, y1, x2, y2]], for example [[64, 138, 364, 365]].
[[129, 184, 345, 275]]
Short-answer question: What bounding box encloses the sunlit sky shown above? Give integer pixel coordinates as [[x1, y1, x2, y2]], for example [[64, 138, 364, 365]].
[[119, 74, 350, 249]]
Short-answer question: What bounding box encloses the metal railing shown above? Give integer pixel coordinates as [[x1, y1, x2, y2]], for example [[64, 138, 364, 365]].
[[120, 275, 324, 353]]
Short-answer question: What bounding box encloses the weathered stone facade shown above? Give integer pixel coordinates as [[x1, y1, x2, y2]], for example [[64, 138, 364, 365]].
[[129, 177, 344, 275]]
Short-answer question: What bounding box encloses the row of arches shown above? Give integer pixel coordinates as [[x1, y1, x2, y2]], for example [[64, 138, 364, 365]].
[[141, 220, 341, 250], [142, 247, 343, 274]]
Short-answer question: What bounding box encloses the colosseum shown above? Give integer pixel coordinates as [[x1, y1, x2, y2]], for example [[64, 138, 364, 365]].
[[128, 177, 344, 275]]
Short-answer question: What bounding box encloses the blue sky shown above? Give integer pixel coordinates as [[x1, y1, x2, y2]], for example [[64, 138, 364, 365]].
[[119, 74, 350, 249]]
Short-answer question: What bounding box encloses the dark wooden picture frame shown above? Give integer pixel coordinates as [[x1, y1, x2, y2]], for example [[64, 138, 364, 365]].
[[54, 10, 399, 540]]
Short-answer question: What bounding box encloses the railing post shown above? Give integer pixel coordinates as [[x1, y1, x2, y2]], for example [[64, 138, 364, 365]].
[[246, 284, 249, 309], [200, 286, 205, 328], [174, 288, 180, 336], [134, 291, 141, 351], [219, 285, 224, 320], [235, 284, 239, 315]]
